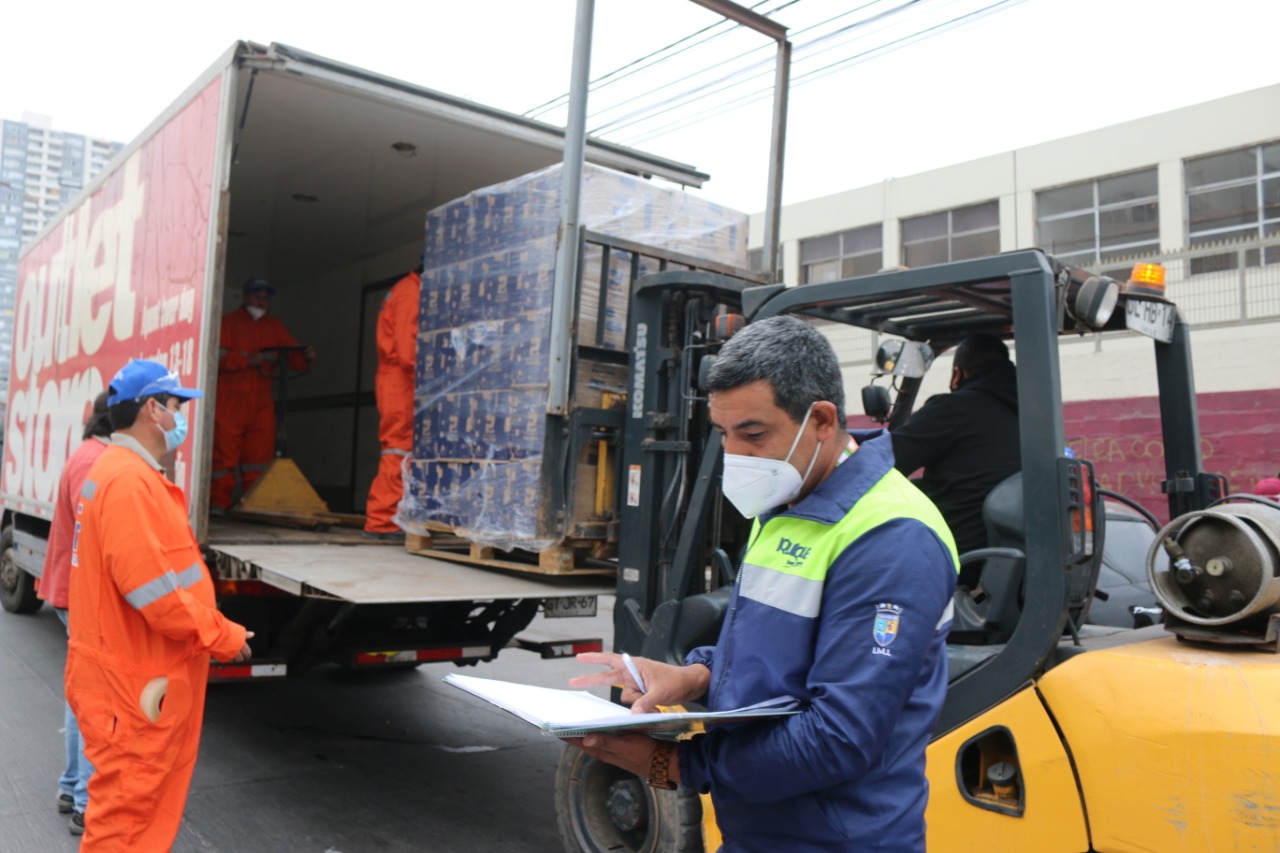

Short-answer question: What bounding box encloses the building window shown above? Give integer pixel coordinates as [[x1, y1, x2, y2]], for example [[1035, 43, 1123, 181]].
[[901, 201, 999, 268], [1036, 169, 1158, 276], [1185, 141, 1280, 273], [800, 224, 882, 284]]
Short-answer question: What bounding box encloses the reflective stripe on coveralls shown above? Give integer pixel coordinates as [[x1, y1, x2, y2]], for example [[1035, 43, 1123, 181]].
[[365, 271, 420, 533], [66, 440, 247, 851], [122, 564, 205, 609]]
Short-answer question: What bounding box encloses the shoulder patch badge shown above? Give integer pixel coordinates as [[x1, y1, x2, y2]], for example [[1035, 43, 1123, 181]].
[[873, 603, 903, 647]]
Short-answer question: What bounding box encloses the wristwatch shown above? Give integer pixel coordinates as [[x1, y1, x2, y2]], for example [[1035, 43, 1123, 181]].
[[647, 741, 678, 790]]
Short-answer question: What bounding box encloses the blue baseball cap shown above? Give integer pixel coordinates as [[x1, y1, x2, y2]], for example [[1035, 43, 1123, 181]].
[[243, 277, 275, 294], [107, 360, 204, 405]]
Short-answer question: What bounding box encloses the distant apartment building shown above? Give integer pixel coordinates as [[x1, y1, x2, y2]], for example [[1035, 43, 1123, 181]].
[[0, 113, 123, 395]]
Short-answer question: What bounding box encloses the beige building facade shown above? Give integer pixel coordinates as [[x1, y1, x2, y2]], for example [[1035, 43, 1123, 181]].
[[748, 83, 1280, 405]]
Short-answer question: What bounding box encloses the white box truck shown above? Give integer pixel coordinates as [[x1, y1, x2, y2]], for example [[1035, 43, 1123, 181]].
[[0, 41, 718, 677]]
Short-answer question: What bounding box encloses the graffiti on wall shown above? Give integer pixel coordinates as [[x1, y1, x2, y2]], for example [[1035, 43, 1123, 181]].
[[1065, 388, 1280, 524]]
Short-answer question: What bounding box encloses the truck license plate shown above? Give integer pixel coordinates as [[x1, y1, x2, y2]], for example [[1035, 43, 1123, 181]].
[[1124, 298, 1175, 343], [543, 596, 598, 618]]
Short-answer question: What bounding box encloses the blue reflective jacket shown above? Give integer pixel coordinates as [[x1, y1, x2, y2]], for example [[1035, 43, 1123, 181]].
[[679, 430, 958, 852]]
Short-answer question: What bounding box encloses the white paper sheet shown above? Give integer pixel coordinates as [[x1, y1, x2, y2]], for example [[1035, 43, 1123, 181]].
[[444, 672, 800, 737]]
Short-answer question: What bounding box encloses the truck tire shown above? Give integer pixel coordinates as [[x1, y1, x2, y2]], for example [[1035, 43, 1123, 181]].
[[0, 526, 42, 614], [555, 744, 703, 853]]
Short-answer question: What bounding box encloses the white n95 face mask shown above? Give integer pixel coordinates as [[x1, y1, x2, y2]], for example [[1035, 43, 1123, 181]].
[[721, 404, 822, 519], [246, 306, 267, 321]]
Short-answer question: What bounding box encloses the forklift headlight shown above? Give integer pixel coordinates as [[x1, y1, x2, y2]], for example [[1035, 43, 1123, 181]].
[[1073, 275, 1120, 330]]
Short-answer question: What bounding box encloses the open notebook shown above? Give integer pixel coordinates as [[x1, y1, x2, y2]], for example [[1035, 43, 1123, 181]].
[[444, 673, 801, 738]]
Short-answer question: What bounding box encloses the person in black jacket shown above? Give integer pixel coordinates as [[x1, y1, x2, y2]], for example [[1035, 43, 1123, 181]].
[[891, 334, 1020, 585]]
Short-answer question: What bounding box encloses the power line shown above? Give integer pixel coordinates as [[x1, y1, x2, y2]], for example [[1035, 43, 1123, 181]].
[[588, 0, 921, 135], [618, 0, 1027, 147], [583, 0, 906, 133], [793, 0, 1027, 85], [523, 0, 800, 120]]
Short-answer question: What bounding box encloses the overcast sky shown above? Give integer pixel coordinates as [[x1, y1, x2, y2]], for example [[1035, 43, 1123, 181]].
[[3, 0, 1277, 213]]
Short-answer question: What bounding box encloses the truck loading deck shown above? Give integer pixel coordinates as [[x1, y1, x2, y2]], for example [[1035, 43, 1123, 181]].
[[209, 520, 612, 605]]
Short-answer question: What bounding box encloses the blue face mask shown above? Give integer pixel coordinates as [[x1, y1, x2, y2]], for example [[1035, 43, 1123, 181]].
[[162, 408, 188, 452]]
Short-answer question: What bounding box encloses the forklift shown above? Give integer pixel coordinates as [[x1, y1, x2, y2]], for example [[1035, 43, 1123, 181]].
[[554, 250, 1280, 852]]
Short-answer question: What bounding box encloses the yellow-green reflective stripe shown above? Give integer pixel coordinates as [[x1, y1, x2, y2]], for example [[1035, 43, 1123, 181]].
[[740, 561, 823, 618]]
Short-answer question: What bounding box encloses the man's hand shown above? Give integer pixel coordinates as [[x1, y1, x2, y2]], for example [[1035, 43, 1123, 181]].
[[303, 344, 316, 362], [569, 653, 710, 714], [231, 630, 255, 663], [564, 732, 678, 785]]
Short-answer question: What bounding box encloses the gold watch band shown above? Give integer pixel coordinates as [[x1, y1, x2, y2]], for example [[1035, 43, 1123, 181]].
[[647, 741, 678, 790]]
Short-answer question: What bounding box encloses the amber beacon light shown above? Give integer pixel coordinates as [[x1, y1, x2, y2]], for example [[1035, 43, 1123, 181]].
[[1125, 262, 1167, 297]]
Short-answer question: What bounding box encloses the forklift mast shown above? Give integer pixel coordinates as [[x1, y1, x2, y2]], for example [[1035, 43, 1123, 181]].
[[613, 271, 749, 659]]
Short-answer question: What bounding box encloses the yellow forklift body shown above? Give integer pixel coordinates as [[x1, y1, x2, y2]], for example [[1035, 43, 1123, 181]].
[[925, 685, 1089, 852], [1038, 637, 1280, 852]]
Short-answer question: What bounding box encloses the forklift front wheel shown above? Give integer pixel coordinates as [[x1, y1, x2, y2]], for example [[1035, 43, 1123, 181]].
[[0, 526, 42, 614], [556, 744, 703, 853]]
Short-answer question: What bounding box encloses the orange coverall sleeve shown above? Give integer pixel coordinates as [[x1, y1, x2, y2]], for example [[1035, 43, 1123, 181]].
[[389, 275, 420, 369], [218, 312, 252, 372], [96, 478, 247, 663]]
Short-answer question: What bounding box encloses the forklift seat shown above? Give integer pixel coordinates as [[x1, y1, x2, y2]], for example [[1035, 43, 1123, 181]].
[[948, 468, 1108, 650], [949, 473, 1026, 646]]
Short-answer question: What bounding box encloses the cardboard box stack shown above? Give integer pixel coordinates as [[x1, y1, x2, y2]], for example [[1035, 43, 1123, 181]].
[[397, 163, 747, 558]]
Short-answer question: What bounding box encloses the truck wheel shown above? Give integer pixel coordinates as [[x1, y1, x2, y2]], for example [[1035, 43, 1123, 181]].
[[555, 744, 703, 853], [0, 526, 42, 614]]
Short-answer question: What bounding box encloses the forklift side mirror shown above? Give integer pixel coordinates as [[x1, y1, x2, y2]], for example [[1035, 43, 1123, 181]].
[[862, 385, 891, 422], [875, 341, 903, 374]]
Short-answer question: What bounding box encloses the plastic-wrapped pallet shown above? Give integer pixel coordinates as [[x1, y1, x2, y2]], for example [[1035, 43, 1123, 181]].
[[395, 163, 747, 559]]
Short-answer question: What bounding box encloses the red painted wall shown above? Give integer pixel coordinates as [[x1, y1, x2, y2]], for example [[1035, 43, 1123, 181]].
[[853, 388, 1280, 525], [1065, 388, 1280, 524]]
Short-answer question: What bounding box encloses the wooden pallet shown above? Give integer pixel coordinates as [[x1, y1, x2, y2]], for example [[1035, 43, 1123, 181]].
[[404, 531, 615, 578]]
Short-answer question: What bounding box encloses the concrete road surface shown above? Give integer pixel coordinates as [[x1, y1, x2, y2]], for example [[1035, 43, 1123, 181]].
[[0, 596, 617, 852]]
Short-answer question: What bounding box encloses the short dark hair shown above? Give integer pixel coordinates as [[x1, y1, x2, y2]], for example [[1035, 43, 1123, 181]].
[[954, 334, 1010, 374], [108, 392, 172, 431], [83, 392, 112, 440], [706, 315, 845, 424]]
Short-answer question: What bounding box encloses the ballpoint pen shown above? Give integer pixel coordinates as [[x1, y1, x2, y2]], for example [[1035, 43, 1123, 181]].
[[621, 652, 647, 694]]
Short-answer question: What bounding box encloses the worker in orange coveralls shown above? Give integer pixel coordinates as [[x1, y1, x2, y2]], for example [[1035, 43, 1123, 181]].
[[66, 359, 252, 851], [212, 277, 314, 511], [364, 266, 422, 541]]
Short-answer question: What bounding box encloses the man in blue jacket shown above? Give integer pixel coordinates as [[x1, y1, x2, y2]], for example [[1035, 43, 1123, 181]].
[[570, 315, 958, 852]]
